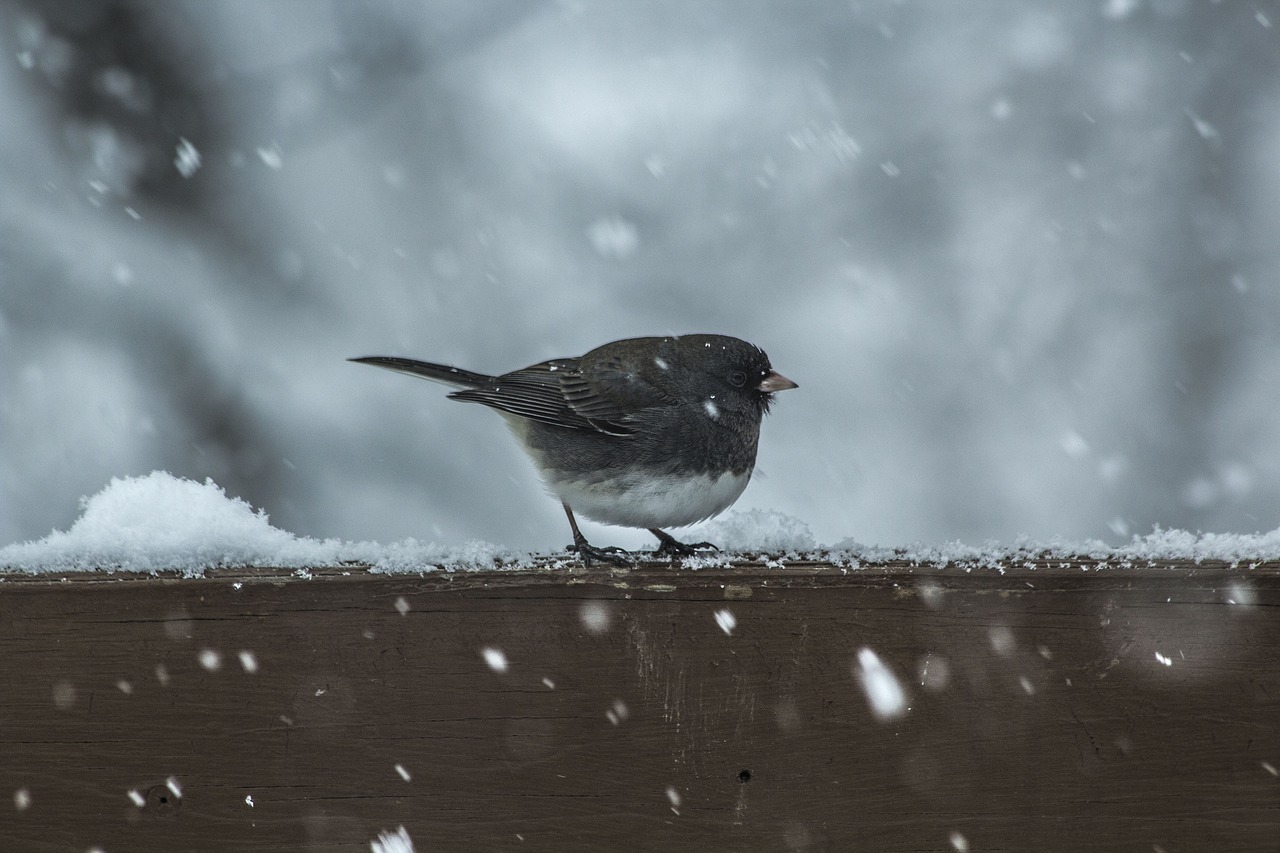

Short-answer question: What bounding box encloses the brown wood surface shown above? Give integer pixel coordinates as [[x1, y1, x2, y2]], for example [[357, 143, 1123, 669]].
[[1, 560, 1278, 852]]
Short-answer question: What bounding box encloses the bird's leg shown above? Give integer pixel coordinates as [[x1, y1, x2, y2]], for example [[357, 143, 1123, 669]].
[[648, 528, 719, 558], [563, 504, 630, 567]]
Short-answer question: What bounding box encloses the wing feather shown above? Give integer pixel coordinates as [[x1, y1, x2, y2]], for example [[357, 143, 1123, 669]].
[[448, 359, 639, 436]]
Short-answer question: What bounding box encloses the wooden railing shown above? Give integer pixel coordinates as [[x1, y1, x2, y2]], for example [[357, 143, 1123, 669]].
[[2, 559, 1277, 851]]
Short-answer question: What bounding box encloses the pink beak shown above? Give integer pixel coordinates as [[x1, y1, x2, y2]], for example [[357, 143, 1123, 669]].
[[758, 370, 798, 393]]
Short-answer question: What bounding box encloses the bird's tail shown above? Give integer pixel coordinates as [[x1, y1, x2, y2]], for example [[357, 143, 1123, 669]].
[[348, 356, 492, 389]]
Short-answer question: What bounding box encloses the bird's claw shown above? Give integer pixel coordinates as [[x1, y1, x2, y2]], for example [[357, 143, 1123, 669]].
[[649, 529, 720, 559], [569, 540, 631, 568], [654, 540, 719, 558]]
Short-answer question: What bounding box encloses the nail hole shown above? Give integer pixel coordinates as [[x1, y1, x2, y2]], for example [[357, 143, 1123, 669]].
[[738, 769, 752, 784], [145, 785, 180, 818]]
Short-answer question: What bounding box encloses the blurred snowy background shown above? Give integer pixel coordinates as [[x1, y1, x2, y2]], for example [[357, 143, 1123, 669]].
[[1, 0, 1278, 553]]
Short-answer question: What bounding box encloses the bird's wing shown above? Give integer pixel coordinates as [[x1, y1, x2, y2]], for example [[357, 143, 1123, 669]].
[[445, 359, 629, 435], [561, 349, 677, 425], [448, 356, 673, 437]]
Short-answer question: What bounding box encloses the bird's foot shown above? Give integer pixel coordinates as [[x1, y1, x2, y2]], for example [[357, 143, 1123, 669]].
[[649, 528, 720, 559], [569, 538, 631, 568]]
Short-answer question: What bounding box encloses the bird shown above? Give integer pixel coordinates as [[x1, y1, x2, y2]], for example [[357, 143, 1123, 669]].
[[350, 334, 797, 566]]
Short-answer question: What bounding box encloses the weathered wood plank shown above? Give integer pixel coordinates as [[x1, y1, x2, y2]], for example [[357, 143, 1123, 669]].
[[2, 562, 1278, 851]]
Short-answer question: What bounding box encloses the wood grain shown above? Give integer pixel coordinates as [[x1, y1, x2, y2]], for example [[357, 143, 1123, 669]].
[[1, 561, 1278, 851]]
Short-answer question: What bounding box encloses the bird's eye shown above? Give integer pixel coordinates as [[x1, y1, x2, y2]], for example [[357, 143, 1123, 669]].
[[729, 370, 747, 387]]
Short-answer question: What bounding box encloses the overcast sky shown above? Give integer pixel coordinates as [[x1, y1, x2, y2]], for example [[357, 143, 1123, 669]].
[[2, 0, 1278, 553]]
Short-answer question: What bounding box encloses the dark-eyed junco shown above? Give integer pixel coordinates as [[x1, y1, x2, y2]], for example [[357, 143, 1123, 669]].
[[350, 334, 796, 565]]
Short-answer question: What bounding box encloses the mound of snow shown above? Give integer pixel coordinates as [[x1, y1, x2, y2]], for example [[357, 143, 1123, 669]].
[[0, 471, 521, 575], [694, 508, 816, 553]]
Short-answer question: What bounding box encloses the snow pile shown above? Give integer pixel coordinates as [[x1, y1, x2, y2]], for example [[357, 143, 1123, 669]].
[[2, 471, 1279, 575], [0, 471, 524, 575], [0, 472, 328, 573], [1104, 527, 1280, 564], [695, 508, 816, 553]]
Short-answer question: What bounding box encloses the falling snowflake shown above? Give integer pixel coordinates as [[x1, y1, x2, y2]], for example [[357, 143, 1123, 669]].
[[482, 648, 508, 673], [370, 825, 415, 853], [855, 647, 907, 720], [174, 137, 201, 178]]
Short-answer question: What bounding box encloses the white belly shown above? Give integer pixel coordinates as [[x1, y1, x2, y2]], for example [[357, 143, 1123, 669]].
[[549, 469, 751, 530], [497, 412, 752, 529]]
